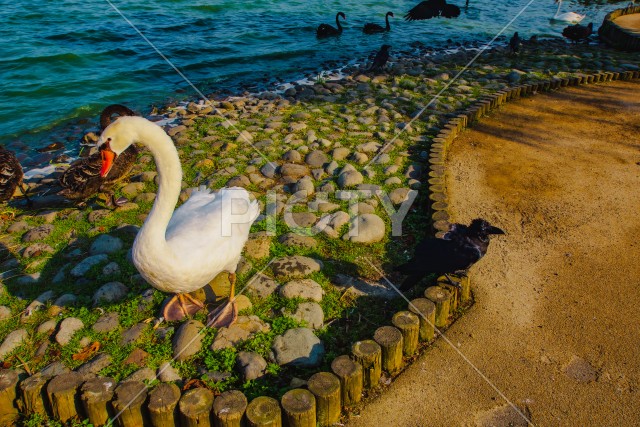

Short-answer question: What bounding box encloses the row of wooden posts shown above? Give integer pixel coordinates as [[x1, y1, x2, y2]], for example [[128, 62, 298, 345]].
[[0, 276, 470, 427]]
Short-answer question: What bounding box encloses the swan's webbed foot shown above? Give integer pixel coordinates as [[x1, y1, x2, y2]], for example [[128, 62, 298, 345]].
[[163, 293, 205, 322], [207, 273, 238, 328]]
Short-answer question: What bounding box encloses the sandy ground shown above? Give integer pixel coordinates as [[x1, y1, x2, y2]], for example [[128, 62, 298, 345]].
[[615, 14, 640, 34], [347, 80, 640, 426]]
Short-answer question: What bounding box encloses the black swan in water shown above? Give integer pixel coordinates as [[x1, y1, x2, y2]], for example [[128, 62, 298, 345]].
[[509, 32, 521, 54], [368, 44, 391, 72], [405, 0, 461, 20], [58, 104, 139, 204], [317, 12, 346, 37], [0, 146, 26, 203], [363, 11, 394, 34], [562, 22, 593, 44]]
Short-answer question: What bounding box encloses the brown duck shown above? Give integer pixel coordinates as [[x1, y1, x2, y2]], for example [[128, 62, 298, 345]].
[[0, 146, 26, 203], [58, 104, 139, 203]]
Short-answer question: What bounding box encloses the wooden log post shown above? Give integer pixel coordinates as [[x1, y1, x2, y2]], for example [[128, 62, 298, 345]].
[[179, 387, 214, 427], [408, 298, 436, 342], [373, 326, 403, 375], [351, 340, 381, 389], [0, 369, 21, 426], [424, 286, 451, 327], [437, 276, 459, 312], [148, 382, 181, 427], [46, 372, 85, 423], [80, 377, 116, 427], [112, 380, 149, 427], [280, 389, 315, 427], [212, 390, 247, 427], [391, 311, 420, 356], [246, 396, 282, 427], [330, 355, 363, 407], [19, 373, 50, 416], [307, 372, 341, 426], [458, 275, 471, 304]]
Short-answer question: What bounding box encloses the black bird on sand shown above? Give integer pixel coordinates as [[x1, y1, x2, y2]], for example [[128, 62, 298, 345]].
[[405, 0, 461, 21], [509, 31, 521, 54], [562, 22, 593, 44], [363, 11, 394, 34], [317, 12, 346, 38], [368, 44, 391, 72], [394, 219, 505, 290]]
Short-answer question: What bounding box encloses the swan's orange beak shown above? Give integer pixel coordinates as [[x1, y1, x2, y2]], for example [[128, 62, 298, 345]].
[[100, 147, 116, 177]]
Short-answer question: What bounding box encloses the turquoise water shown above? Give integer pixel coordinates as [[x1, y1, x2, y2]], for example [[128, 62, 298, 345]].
[[0, 0, 624, 149]]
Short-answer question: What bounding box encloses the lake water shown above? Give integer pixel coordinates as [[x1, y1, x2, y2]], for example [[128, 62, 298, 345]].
[[0, 0, 624, 149]]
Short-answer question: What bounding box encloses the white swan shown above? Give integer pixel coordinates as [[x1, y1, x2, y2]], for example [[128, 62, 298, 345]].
[[552, 0, 585, 23], [99, 116, 259, 324]]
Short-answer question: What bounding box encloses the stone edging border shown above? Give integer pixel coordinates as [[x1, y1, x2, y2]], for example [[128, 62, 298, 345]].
[[0, 71, 639, 427], [599, 5, 640, 51]]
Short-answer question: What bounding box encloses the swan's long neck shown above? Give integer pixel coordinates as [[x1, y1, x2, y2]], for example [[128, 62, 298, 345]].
[[555, 0, 562, 17], [133, 121, 182, 249], [385, 13, 391, 30], [336, 14, 342, 31]]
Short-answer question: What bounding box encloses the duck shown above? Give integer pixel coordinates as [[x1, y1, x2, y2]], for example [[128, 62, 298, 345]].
[[552, 0, 585, 23], [58, 104, 139, 204], [0, 146, 27, 203], [317, 12, 346, 38], [405, 0, 461, 20], [368, 44, 392, 72], [363, 11, 394, 34], [562, 22, 593, 44], [98, 116, 260, 324]]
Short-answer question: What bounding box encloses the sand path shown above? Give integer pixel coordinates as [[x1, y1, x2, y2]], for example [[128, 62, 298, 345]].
[[347, 80, 640, 426]]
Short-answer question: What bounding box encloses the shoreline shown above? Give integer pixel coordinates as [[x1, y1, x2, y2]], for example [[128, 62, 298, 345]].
[[3, 34, 514, 173]]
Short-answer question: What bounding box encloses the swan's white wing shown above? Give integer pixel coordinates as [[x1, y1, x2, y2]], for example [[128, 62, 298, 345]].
[[165, 187, 260, 270]]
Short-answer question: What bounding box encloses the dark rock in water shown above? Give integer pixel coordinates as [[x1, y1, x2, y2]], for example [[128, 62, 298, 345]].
[[37, 141, 64, 153], [53, 154, 71, 163]]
